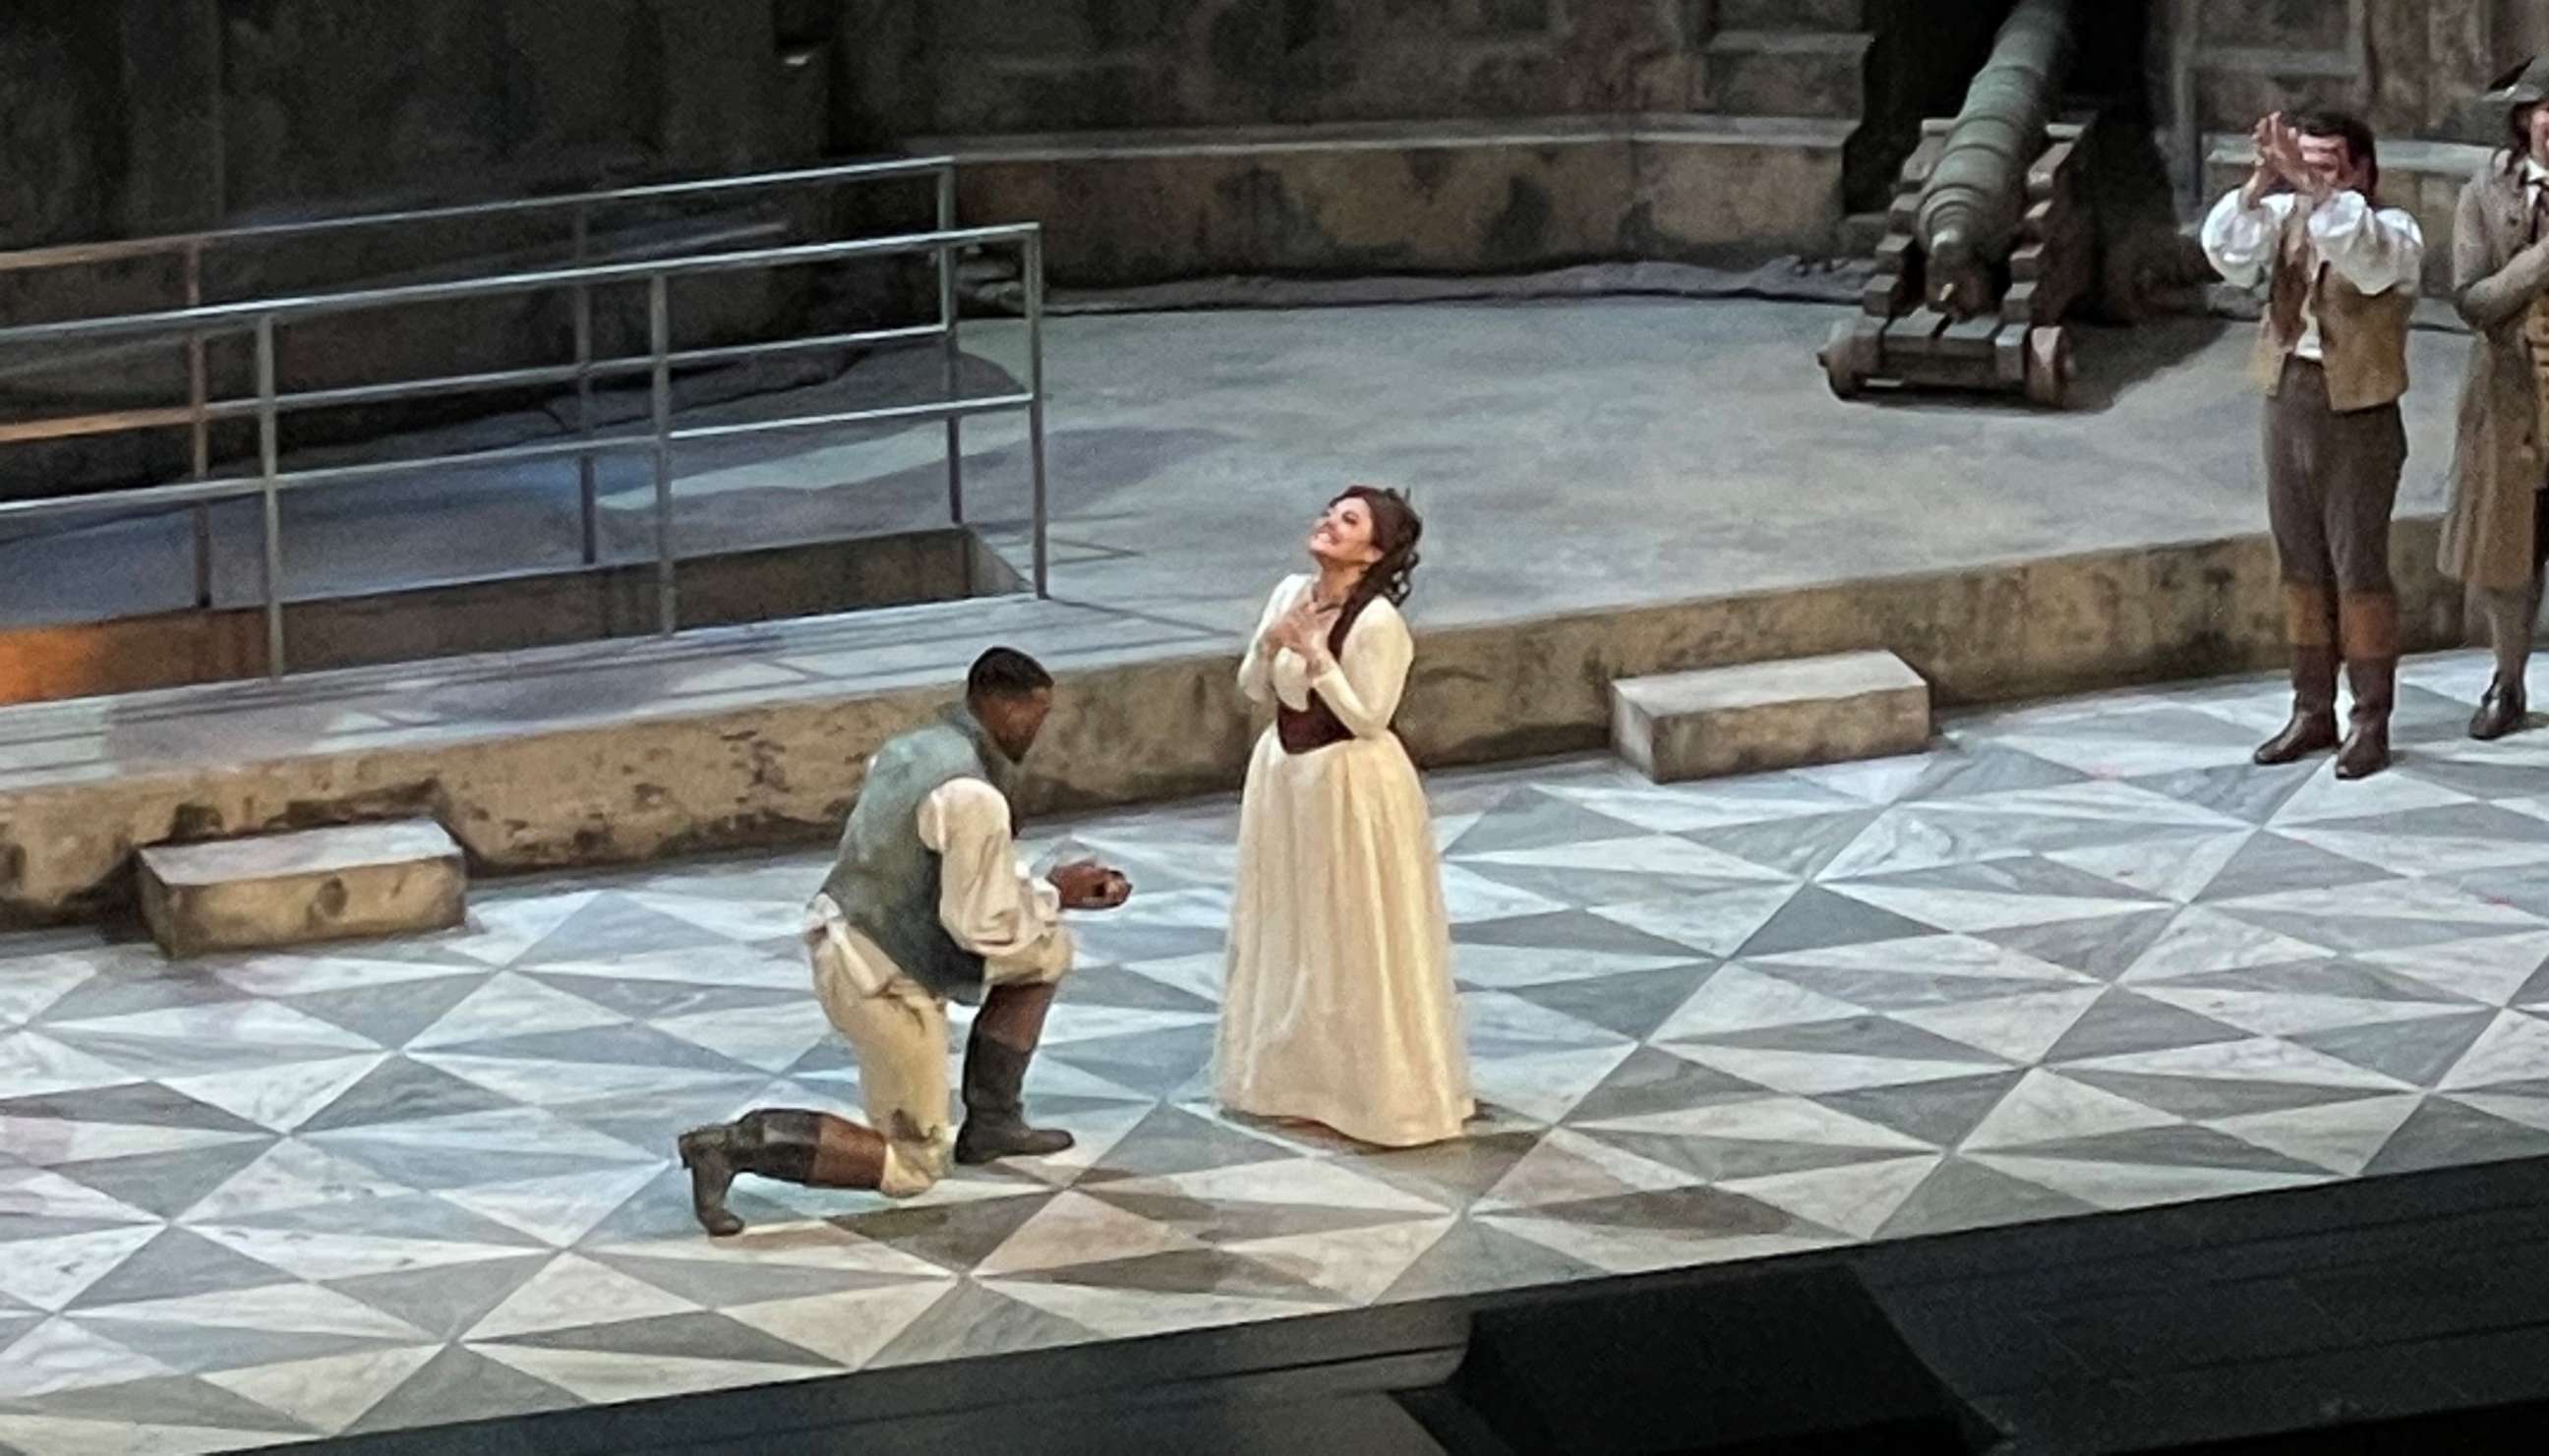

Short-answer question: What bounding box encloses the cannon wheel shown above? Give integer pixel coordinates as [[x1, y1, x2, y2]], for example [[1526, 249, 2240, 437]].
[[1822, 320, 1870, 400], [2023, 324, 2071, 408]]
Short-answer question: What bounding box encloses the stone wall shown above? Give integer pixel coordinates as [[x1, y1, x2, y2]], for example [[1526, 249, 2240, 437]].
[[2178, 0, 2538, 145], [13, 1, 2542, 266], [869, 0, 1882, 286], [0, 0, 819, 253], [16, 0, 2549, 486], [838, 0, 1720, 144], [6, 0, 1794, 252], [0, 2, 884, 501], [2512, 4, 2549, 69], [2160, 0, 2543, 294]]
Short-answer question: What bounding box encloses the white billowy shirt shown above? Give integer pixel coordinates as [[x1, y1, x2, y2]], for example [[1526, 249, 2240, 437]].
[[2201, 187, 2425, 362], [803, 777, 1068, 999]]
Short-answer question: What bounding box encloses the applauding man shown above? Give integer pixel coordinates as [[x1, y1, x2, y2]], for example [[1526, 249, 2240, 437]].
[[677, 648, 1129, 1236], [2203, 108, 2425, 779]]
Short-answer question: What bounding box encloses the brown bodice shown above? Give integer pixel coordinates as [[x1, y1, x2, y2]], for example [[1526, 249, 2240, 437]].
[[1274, 590, 1377, 754]]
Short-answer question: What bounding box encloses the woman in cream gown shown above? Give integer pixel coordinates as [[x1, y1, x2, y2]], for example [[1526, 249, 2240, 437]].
[[1216, 486, 1472, 1147]]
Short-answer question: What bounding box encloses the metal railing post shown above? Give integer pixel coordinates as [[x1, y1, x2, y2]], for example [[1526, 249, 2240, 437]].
[[2170, 0, 2203, 214], [255, 316, 285, 674], [185, 241, 212, 609], [1023, 228, 1047, 599], [649, 273, 677, 635], [937, 166, 964, 525], [571, 203, 599, 565], [0, 221, 1056, 632]]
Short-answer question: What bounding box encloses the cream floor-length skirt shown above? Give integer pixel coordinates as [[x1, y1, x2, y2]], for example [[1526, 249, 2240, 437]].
[[1215, 725, 1472, 1147]]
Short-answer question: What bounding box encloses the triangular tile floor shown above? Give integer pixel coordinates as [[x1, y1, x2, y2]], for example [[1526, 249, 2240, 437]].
[[865, 1281, 1096, 1368], [10, 657, 2549, 1446]]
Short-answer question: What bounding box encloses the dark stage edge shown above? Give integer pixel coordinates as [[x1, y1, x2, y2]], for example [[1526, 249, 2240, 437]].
[[294, 1154, 2549, 1456]]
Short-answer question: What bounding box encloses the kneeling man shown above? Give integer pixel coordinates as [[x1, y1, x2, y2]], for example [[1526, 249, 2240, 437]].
[[678, 647, 1129, 1235]]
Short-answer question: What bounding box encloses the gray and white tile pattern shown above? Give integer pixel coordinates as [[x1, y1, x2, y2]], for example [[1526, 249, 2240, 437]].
[[4, 655, 2549, 1452]]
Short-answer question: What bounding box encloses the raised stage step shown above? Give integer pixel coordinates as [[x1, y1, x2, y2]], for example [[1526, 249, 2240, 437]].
[[138, 819, 466, 959], [1611, 650, 1930, 783]]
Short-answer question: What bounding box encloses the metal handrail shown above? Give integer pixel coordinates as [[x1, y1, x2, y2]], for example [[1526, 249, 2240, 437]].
[[0, 322, 949, 445], [0, 154, 966, 606], [0, 155, 957, 274], [0, 226, 1031, 350], [0, 214, 794, 387], [0, 221, 1050, 677]]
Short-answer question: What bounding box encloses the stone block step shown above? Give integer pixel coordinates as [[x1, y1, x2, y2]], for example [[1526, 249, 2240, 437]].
[[1611, 650, 1929, 783], [1704, 29, 1871, 120], [138, 819, 466, 959], [1718, 0, 1866, 32]]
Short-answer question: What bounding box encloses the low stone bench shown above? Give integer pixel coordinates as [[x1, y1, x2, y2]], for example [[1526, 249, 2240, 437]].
[[1612, 650, 1930, 783], [138, 819, 466, 959]]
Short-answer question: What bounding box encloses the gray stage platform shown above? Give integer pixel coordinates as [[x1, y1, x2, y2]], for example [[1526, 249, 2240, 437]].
[[0, 299, 2479, 924]]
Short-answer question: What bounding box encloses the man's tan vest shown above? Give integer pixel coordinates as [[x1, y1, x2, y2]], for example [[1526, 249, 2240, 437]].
[[2248, 199, 2414, 412]]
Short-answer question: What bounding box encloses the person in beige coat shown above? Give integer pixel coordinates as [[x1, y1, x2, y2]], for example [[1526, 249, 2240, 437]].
[[2442, 58, 2549, 739]]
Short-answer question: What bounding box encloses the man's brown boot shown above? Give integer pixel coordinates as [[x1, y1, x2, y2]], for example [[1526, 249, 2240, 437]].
[[2254, 645, 2340, 765], [677, 1109, 888, 1237], [2335, 593, 2398, 781], [954, 983, 1074, 1165], [2336, 656, 2395, 780], [677, 1124, 745, 1237], [2257, 584, 2340, 765]]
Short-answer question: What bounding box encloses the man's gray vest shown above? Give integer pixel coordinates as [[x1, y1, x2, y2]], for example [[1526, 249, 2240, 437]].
[[819, 706, 1021, 1004]]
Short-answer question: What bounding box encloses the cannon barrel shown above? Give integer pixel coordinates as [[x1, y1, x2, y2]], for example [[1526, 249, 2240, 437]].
[[1916, 0, 2077, 284]]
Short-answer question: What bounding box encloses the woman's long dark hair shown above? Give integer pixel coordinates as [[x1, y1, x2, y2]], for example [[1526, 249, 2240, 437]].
[[1333, 484, 1421, 611]]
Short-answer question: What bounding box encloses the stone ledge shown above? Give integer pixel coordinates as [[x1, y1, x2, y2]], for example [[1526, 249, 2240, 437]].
[[137, 819, 466, 959], [0, 519, 2468, 928], [0, 527, 1016, 708], [1702, 31, 1869, 120], [919, 115, 1856, 285], [1705, 29, 1871, 57], [2201, 134, 2492, 175], [1612, 650, 1929, 783], [1720, 0, 1865, 29], [2192, 45, 2361, 79], [912, 114, 1860, 163]]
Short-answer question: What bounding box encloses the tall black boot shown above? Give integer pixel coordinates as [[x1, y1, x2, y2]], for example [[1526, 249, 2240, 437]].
[[2471, 673, 2528, 740], [677, 1108, 886, 1237], [2473, 582, 2536, 740], [954, 984, 1074, 1165]]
